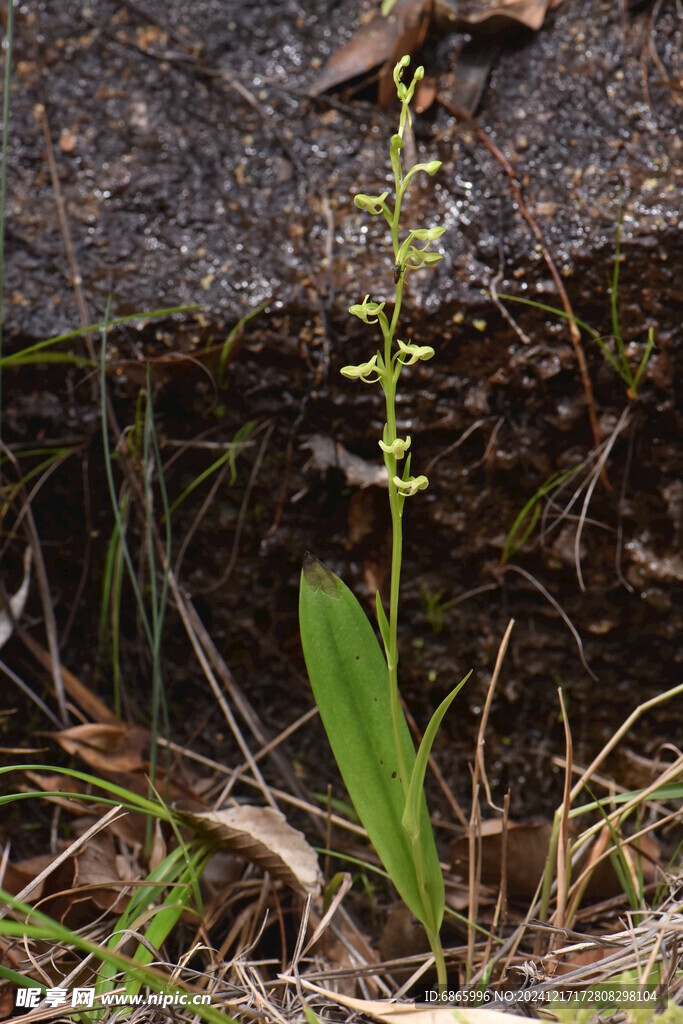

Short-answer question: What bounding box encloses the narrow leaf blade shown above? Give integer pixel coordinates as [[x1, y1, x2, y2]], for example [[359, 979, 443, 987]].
[[402, 671, 472, 844], [299, 554, 439, 925]]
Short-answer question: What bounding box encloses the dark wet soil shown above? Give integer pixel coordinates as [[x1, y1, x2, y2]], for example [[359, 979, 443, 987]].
[[2, 0, 681, 841]]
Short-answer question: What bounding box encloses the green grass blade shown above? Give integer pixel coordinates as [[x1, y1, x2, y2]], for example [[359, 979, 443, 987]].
[[631, 326, 655, 397], [503, 463, 586, 562], [0, 891, 237, 1024], [299, 554, 441, 927], [401, 671, 471, 931], [503, 493, 542, 563], [0, 306, 199, 368], [165, 420, 256, 520], [218, 301, 268, 385], [497, 293, 600, 340]]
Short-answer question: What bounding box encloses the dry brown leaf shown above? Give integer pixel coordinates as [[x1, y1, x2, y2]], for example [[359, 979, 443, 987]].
[[435, 0, 558, 32], [310, 0, 430, 102], [0, 853, 56, 901], [297, 980, 515, 1023], [302, 435, 387, 489], [0, 982, 15, 1020], [51, 722, 151, 773], [72, 832, 132, 913], [451, 819, 552, 899], [24, 774, 147, 846], [183, 806, 322, 898], [24, 770, 97, 816]]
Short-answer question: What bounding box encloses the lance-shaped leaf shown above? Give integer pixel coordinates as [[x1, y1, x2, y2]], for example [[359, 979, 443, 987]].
[[299, 554, 442, 930], [402, 672, 472, 844]]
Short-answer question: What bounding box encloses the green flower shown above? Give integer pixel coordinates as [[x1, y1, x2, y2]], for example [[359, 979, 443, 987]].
[[340, 354, 381, 384], [379, 435, 411, 459], [354, 191, 390, 215], [349, 295, 386, 325], [397, 339, 435, 365], [393, 474, 429, 496]]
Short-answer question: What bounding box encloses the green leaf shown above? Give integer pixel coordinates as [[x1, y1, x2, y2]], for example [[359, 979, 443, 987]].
[[299, 554, 442, 929], [402, 673, 471, 845]]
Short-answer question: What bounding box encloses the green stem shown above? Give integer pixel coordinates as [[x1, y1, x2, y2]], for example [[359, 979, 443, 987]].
[[385, 144, 444, 952], [427, 927, 447, 991]]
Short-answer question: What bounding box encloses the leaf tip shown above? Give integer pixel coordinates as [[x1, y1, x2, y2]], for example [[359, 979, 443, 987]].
[[302, 553, 341, 598]]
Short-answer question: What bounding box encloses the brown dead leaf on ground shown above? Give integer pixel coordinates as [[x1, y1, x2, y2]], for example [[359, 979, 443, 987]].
[[452, 818, 662, 913], [183, 806, 323, 898], [310, 0, 431, 105], [46, 722, 207, 811], [302, 435, 387, 489], [24, 770, 101, 816], [23, 773, 149, 848], [51, 722, 151, 774], [0, 852, 56, 902], [451, 819, 553, 900], [311, 0, 566, 114], [435, 0, 565, 33], [71, 831, 135, 913]]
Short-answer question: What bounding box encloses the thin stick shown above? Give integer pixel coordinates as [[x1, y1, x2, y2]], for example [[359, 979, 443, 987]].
[[467, 619, 514, 977], [554, 688, 573, 933], [35, 105, 93, 355]]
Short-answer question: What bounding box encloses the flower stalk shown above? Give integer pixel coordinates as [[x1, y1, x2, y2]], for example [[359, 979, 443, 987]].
[[343, 55, 448, 987]]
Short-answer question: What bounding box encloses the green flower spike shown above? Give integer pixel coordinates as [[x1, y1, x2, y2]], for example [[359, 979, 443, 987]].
[[397, 339, 435, 365], [379, 435, 411, 459], [340, 354, 381, 384], [393, 474, 429, 496]]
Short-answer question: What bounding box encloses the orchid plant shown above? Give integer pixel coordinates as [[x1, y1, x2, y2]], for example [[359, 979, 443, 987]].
[[300, 57, 470, 988]]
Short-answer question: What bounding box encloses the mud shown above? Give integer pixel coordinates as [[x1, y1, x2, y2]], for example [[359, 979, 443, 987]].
[[2, 0, 681, 823]]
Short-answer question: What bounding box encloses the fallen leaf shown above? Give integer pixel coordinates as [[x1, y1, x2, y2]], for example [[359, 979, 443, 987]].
[[51, 722, 151, 774], [183, 806, 322, 898], [0, 853, 56, 901], [451, 819, 553, 899], [24, 771, 97, 816], [302, 435, 387, 489], [72, 832, 131, 912], [0, 547, 32, 649], [310, 0, 430, 104], [435, 0, 562, 32]]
